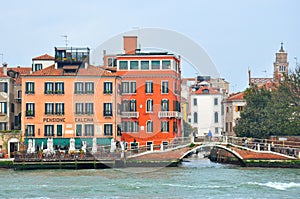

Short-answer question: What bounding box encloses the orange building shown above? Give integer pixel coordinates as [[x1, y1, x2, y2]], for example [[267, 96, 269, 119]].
[[104, 36, 182, 149], [22, 47, 121, 149]]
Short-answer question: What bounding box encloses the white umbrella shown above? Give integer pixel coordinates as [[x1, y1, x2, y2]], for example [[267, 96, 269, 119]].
[[32, 139, 36, 153], [27, 139, 32, 153], [110, 139, 116, 153], [69, 138, 75, 153], [91, 138, 97, 154]]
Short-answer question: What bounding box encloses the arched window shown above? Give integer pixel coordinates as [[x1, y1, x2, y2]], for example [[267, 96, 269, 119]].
[[146, 121, 153, 133], [161, 99, 169, 111], [146, 99, 153, 112]]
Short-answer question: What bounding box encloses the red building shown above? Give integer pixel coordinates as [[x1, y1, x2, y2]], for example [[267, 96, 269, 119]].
[[104, 36, 182, 149]]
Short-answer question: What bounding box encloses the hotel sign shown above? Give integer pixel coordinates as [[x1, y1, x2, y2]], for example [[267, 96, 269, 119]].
[[75, 118, 94, 122], [43, 118, 66, 122]]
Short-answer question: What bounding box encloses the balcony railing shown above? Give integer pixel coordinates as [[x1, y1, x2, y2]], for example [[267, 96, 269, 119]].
[[121, 112, 139, 118], [158, 111, 182, 119]]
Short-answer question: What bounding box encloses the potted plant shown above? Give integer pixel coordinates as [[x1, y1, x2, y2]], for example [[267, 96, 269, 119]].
[[79, 149, 84, 158]]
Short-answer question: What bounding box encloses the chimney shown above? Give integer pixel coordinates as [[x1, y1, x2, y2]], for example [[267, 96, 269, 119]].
[[123, 36, 137, 54], [2, 62, 7, 76]]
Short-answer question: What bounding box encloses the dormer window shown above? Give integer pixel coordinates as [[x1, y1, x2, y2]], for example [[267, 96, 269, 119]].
[[203, 89, 209, 93]]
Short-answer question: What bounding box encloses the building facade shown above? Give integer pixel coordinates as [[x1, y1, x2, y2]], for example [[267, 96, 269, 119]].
[[223, 92, 246, 136], [22, 47, 121, 149], [189, 83, 224, 137], [104, 36, 182, 149]]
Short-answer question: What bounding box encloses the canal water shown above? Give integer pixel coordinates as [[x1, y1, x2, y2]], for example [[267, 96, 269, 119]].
[[0, 158, 299, 198]]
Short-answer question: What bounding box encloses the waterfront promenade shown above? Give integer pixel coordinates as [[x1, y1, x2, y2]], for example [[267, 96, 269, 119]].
[[1, 136, 299, 169]]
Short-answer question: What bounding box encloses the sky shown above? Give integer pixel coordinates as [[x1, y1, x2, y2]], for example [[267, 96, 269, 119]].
[[0, 0, 299, 92]]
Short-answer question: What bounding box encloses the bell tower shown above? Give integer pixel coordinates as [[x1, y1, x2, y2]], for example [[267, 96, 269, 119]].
[[273, 42, 289, 81]]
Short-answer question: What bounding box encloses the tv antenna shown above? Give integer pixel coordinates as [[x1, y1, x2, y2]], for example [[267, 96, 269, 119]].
[[61, 35, 68, 48], [0, 53, 3, 64]]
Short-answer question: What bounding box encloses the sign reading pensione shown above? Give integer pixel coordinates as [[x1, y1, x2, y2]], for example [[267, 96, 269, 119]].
[[43, 118, 66, 122]]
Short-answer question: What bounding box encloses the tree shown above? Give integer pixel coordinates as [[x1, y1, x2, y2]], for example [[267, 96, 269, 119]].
[[234, 66, 300, 138]]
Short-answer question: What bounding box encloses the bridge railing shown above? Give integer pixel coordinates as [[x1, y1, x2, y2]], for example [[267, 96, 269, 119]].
[[225, 136, 300, 158]]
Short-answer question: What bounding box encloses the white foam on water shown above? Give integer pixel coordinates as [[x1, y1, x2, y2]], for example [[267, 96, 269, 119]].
[[247, 182, 300, 190]]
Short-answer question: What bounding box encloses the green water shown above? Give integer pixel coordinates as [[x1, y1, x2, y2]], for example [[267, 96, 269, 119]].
[[0, 158, 299, 198]]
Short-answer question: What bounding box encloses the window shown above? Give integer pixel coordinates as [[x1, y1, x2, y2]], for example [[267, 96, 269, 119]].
[[130, 61, 138, 70], [121, 82, 136, 94], [44, 125, 54, 136], [146, 141, 153, 151], [279, 66, 286, 72], [45, 82, 54, 94], [130, 100, 136, 112], [26, 103, 35, 116], [145, 81, 153, 93], [193, 98, 197, 106], [162, 60, 171, 69], [215, 127, 218, 135], [225, 122, 228, 132], [146, 121, 153, 133], [56, 103, 64, 115], [121, 100, 129, 112], [75, 103, 84, 114], [214, 98, 218, 105], [121, 121, 139, 132], [25, 125, 34, 136], [104, 82, 113, 94], [104, 124, 113, 136], [161, 81, 168, 94], [45, 103, 54, 115], [151, 60, 160, 69], [34, 64, 42, 71], [55, 82, 64, 94], [117, 124, 122, 136], [11, 103, 14, 113], [161, 121, 169, 132], [85, 82, 94, 94], [74, 82, 84, 94], [203, 89, 209, 93], [173, 121, 178, 133], [226, 107, 229, 113], [119, 61, 128, 70], [214, 112, 218, 123], [193, 112, 198, 123], [141, 61, 149, 70], [85, 103, 94, 115], [107, 58, 117, 67], [161, 99, 169, 111], [0, 82, 7, 93], [104, 103, 112, 116], [25, 82, 34, 94], [236, 106, 244, 112], [76, 124, 82, 136], [85, 124, 94, 136], [17, 90, 22, 99], [0, 123, 7, 131], [146, 99, 153, 112], [57, 125, 63, 136], [0, 102, 7, 114]]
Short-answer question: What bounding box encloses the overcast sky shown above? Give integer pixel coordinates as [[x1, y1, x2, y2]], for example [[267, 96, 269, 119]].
[[0, 0, 299, 92]]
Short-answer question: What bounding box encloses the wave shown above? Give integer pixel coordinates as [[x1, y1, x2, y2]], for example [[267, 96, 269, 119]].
[[247, 182, 300, 190], [162, 183, 235, 189]]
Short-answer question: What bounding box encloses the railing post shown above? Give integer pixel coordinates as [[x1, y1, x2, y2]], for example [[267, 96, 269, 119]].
[[257, 143, 260, 151], [268, 144, 271, 151], [151, 144, 153, 152], [160, 143, 164, 151]]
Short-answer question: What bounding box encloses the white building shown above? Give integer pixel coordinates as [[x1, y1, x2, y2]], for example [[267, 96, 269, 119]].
[[189, 83, 224, 137], [32, 54, 54, 72]]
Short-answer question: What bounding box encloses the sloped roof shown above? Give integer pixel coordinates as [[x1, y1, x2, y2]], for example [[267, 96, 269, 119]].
[[32, 54, 54, 60], [29, 64, 118, 77], [194, 86, 220, 95], [227, 92, 244, 101], [0, 66, 32, 84]]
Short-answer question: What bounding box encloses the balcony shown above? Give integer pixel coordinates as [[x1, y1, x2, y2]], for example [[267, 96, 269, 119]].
[[121, 112, 139, 118], [158, 111, 182, 119]]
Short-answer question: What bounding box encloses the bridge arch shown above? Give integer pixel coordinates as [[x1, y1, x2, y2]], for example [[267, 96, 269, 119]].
[[180, 144, 246, 166]]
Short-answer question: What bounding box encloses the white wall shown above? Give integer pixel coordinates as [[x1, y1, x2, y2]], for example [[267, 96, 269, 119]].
[[190, 93, 223, 137]]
